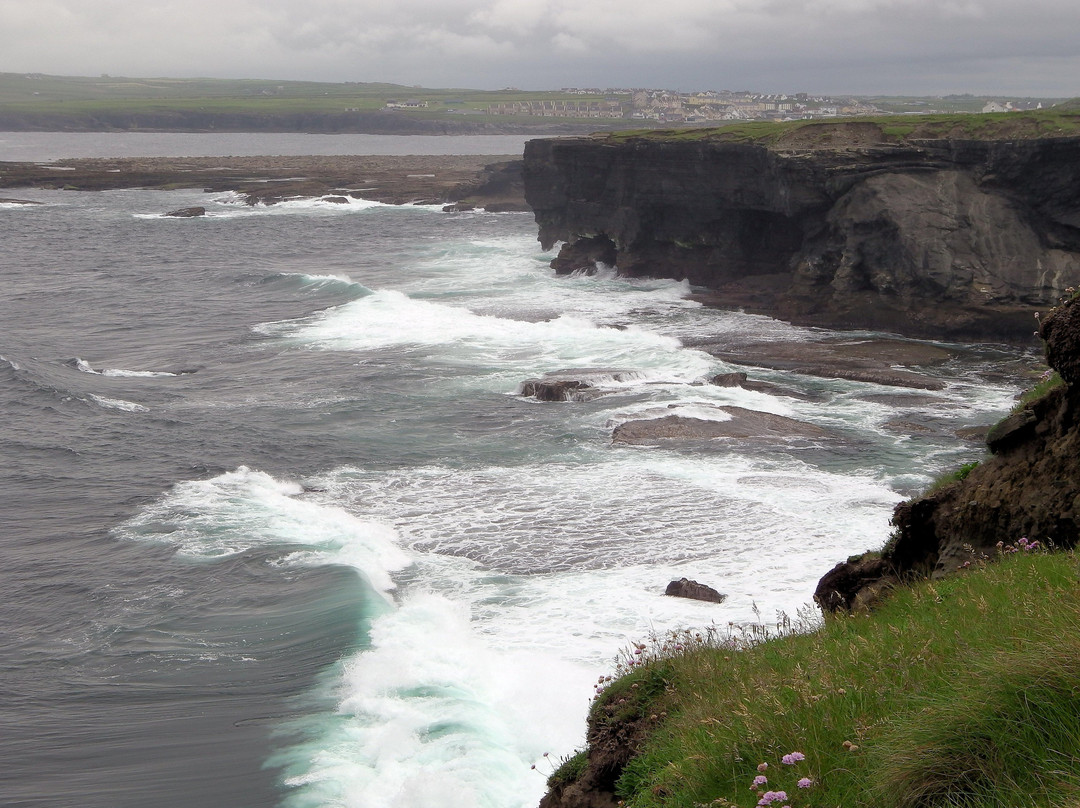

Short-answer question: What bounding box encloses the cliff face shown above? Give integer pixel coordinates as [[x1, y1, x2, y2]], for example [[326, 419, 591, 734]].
[[524, 129, 1080, 341]]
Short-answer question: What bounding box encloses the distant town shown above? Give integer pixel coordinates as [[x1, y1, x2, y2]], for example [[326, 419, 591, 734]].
[[392, 87, 1052, 123]]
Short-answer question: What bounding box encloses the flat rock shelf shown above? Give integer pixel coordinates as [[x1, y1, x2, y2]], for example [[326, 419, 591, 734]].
[[0, 154, 526, 208]]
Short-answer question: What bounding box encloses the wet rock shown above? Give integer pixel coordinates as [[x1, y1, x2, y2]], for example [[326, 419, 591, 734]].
[[955, 425, 990, 442], [519, 369, 642, 402], [520, 378, 596, 402], [695, 337, 951, 390], [0, 197, 42, 205], [664, 578, 726, 603], [321, 195, 350, 204], [163, 206, 206, 217], [550, 235, 618, 275], [707, 371, 819, 400], [612, 408, 829, 445], [709, 372, 748, 387]]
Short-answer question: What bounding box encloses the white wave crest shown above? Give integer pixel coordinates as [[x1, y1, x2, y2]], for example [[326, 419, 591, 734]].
[[279, 591, 586, 808], [258, 289, 717, 386], [115, 466, 410, 595], [87, 394, 150, 412], [75, 357, 179, 377]]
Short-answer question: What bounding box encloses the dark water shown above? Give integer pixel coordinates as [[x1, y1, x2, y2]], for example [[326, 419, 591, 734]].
[[1, 189, 415, 807], [0, 163, 1032, 808]]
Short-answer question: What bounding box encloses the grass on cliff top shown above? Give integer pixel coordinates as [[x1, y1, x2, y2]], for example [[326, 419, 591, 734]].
[[603, 106, 1080, 148], [591, 547, 1080, 808]]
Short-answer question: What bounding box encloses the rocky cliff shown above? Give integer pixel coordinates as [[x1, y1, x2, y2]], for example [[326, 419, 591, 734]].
[[524, 120, 1080, 341], [816, 290, 1080, 611]]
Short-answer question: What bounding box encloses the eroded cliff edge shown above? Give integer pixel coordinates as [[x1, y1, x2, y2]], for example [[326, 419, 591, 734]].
[[524, 120, 1080, 341], [816, 290, 1080, 612]]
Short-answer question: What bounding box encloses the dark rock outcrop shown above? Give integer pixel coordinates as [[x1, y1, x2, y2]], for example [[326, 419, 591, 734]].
[[520, 378, 597, 402], [445, 159, 529, 211], [539, 677, 659, 808], [664, 578, 726, 603], [518, 369, 643, 402], [818, 292, 1080, 611], [814, 554, 895, 613], [163, 206, 206, 217], [524, 125, 1080, 342], [709, 372, 749, 387], [985, 409, 1038, 452], [695, 336, 954, 390]]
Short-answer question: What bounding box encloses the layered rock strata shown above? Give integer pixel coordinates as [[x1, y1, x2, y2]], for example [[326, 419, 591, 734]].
[[524, 126, 1080, 341]]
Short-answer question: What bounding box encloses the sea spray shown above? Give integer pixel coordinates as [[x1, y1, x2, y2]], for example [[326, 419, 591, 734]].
[[275, 592, 591, 808]]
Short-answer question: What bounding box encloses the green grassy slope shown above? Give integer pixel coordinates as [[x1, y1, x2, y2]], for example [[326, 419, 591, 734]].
[[565, 547, 1080, 808]]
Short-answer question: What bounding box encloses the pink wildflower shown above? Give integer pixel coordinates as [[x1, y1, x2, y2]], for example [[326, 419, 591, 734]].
[[797, 777, 814, 788], [757, 790, 788, 806], [752, 775, 768, 787], [781, 752, 805, 765]]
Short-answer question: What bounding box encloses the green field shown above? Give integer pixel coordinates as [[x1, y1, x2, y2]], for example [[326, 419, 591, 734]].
[[0, 72, 629, 127]]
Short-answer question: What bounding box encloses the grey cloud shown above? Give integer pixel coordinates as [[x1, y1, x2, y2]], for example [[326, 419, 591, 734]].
[[0, 0, 1076, 95]]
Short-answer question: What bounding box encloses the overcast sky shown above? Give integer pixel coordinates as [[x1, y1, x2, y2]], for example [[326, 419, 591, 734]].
[[2, 0, 1077, 96]]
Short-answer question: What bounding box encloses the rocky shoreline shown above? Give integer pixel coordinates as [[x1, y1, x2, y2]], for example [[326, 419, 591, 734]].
[[0, 154, 529, 209]]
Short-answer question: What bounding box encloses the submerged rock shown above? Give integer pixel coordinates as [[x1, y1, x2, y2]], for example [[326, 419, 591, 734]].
[[707, 371, 819, 400], [163, 206, 206, 217], [520, 378, 596, 402], [518, 369, 642, 402], [612, 408, 829, 445]]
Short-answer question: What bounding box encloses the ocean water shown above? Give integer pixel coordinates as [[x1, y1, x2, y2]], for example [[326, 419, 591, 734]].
[[1, 158, 1031, 807], [0, 132, 533, 162]]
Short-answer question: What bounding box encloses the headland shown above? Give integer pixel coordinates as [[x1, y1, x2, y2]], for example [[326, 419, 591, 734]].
[[524, 109, 1080, 343]]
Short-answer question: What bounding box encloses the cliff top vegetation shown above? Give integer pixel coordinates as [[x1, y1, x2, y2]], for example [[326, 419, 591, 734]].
[[600, 104, 1080, 148], [552, 547, 1080, 808]]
